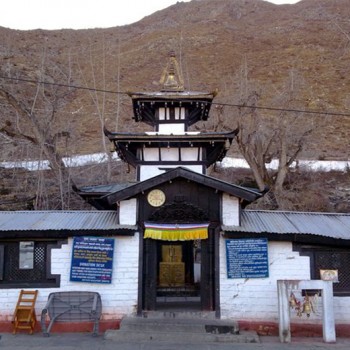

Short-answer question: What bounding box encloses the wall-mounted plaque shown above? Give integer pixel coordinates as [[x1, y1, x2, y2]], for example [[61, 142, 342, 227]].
[[70, 236, 114, 284], [320, 269, 338, 282], [226, 238, 269, 279]]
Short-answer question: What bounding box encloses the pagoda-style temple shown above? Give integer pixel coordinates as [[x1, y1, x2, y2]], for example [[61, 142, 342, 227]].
[[105, 52, 236, 180], [1, 52, 350, 339], [77, 52, 263, 313]]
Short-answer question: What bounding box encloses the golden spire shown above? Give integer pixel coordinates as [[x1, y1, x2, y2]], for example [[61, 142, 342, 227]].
[[159, 50, 184, 92]]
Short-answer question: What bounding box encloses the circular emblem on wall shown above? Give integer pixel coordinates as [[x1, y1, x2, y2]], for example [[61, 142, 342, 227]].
[[147, 189, 166, 207]]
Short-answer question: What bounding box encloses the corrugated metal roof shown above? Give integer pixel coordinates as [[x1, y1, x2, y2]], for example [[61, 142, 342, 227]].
[[0, 211, 137, 231], [222, 210, 350, 240], [77, 183, 135, 194]]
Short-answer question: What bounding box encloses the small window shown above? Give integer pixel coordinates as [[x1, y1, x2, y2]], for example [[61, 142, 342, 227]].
[[0, 240, 62, 289], [19, 241, 34, 269], [313, 250, 350, 296]]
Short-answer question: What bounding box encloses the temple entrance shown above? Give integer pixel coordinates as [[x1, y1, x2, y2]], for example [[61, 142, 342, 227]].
[[141, 225, 218, 313], [156, 240, 201, 310], [139, 200, 219, 314]]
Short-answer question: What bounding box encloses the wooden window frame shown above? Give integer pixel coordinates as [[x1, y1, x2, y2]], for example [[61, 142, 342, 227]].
[[0, 240, 64, 289], [295, 244, 350, 297]]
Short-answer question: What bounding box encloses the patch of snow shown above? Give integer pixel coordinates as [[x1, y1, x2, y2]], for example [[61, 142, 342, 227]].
[[220, 158, 350, 172], [0, 154, 349, 172], [0, 153, 119, 171]]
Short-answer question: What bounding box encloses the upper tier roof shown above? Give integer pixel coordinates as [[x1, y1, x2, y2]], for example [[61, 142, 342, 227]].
[[129, 90, 216, 126], [128, 51, 217, 126], [103, 128, 237, 168]]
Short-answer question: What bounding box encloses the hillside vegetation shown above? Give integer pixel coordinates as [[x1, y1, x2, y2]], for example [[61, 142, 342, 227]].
[[0, 0, 349, 211]]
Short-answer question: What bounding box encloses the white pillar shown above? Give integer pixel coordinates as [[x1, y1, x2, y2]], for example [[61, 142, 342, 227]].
[[277, 280, 336, 343], [277, 280, 291, 343], [321, 281, 336, 343]]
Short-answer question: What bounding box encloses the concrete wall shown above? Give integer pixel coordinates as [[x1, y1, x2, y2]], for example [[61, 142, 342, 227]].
[[219, 239, 350, 325], [0, 233, 140, 323]]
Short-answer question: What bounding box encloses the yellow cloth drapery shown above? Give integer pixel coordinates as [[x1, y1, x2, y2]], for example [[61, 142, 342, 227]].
[[144, 222, 209, 241]]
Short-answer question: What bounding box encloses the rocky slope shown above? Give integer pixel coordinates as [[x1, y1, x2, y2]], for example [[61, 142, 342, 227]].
[[0, 0, 349, 211], [1, 0, 350, 158]]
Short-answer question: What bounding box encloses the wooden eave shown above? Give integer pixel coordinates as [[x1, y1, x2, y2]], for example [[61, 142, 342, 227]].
[[130, 93, 215, 126], [104, 130, 237, 141], [73, 183, 135, 210], [104, 129, 238, 168], [101, 166, 263, 207], [129, 91, 215, 102]]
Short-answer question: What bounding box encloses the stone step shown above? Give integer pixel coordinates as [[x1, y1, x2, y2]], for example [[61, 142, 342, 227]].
[[104, 316, 260, 344], [120, 316, 239, 334], [142, 310, 217, 320], [104, 329, 260, 343]]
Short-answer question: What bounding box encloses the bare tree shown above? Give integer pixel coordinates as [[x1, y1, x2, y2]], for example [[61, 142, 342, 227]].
[[0, 52, 76, 209], [77, 38, 117, 183], [207, 65, 317, 209]]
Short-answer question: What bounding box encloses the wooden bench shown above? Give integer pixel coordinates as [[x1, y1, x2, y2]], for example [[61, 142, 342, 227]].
[[40, 291, 102, 337]]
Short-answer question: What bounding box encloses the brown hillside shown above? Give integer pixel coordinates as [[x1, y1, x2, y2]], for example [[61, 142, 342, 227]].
[[0, 0, 349, 212], [1, 0, 350, 160]]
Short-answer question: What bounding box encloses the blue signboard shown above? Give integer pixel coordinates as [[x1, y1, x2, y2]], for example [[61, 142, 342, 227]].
[[226, 238, 269, 279], [70, 236, 114, 284]]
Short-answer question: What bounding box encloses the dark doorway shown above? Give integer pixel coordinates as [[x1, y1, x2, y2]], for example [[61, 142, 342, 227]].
[[141, 226, 217, 313], [156, 240, 201, 310]]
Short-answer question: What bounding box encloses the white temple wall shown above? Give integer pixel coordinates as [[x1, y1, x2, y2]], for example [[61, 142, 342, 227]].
[[143, 148, 159, 161], [139, 164, 203, 181], [158, 124, 185, 133], [158, 107, 185, 122], [221, 194, 240, 226], [219, 239, 350, 324], [119, 198, 137, 225], [143, 148, 202, 162], [160, 148, 181, 161], [0, 233, 139, 322]]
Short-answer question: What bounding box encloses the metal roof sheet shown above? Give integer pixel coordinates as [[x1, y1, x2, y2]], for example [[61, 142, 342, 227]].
[[78, 183, 135, 194], [0, 211, 137, 231], [222, 210, 350, 240]]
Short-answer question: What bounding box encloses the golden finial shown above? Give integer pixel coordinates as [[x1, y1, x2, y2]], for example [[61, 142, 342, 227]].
[[159, 50, 184, 92]]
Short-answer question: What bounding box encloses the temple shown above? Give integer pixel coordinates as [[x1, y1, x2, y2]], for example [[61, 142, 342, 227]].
[[1, 52, 350, 339], [76, 51, 263, 311]]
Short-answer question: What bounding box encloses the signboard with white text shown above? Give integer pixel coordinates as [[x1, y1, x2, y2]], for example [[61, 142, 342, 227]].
[[226, 238, 269, 279], [70, 236, 114, 284]]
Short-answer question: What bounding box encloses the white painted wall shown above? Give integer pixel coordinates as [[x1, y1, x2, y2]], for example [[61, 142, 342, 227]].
[[0, 233, 140, 322], [222, 194, 240, 226], [219, 239, 350, 325], [181, 147, 201, 161], [3, 235, 350, 326], [160, 148, 180, 161], [119, 198, 137, 225], [158, 124, 185, 133], [142, 147, 201, 162], [143, 148, 159, 161], [158, 107, 185, 122], [139, 164, 203, 181]]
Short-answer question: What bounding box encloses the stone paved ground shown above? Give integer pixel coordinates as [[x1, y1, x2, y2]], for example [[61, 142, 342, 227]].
[[1, 333, 350, 350]]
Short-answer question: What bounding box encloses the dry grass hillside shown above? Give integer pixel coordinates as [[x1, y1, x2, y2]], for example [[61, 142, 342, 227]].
[[0, 0, 349, 211]]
